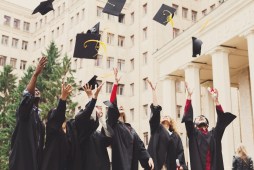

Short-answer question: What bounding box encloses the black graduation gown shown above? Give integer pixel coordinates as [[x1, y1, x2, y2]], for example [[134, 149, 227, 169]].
[[9, 91, 45, 170], [41, 99, 70, 170], [107, 106, 151, 170], [181, 100, 236, 170], [147, 104, 176, 170]]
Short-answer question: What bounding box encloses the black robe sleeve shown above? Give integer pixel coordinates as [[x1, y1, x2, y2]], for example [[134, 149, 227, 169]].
[[175, 133, 188, 169], [232, 156, 237, 170], [149, 104, 162, 135], [181, 100, 195, 138], [17, 91, 35, 121]]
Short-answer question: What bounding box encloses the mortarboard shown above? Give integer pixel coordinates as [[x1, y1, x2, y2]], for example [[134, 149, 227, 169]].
[[32, 0, 54, 15], [78, 75, 99, 91], [153, 4, 176, 26], [192, 37, 203, 57], [102, 0, 126, 16], [87, 22, 100, 34]]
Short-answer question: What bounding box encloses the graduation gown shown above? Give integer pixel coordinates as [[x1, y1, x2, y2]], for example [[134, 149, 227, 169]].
[[147, 104, 176, 170], [9, 91, 45, 170], [181, 99, 236, 170], [41, 99, 70, 170]]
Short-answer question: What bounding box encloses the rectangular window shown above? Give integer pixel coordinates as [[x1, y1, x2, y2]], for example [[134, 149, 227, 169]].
[[117, 59, 125, 71], [143, 3, 147, 16], [131, 12, 134, 24], [202, 9, 207, 16], [51, 30, 54, 39], [40, 19, 43, 28], [173, 28, 180, 38], [143, 132, 149, 145], [71, 17, 74, 24], [108, 14, 114, 21], [79, 58, 83, 69], [106, 82, 113, 93], [4, 15, 11, 26], [21, 41, 28, 50], [107, 33, 114, 45], [95, 55, 103, 67], [143, 104, 148, 117], [76, 12, 79, 23], [20, 60, 27, 70], [33, 41, 37, 49], [97, 6, 103, 17], [106, 57, 114, 69], [130, 108, 134, 122], [143, 52, 148, 65], [0, 56, 7, 66], [117, 84, 124, 95], [210, 4, 215, 11], [35, 22, 38, 30], [13, 19, 20, 29], [118, 13, 125, 23], [23, 22, 30, 31], [130, 83, 134, 96], [82, 8, 85, 19], [12, 38, 19, 48], [192, 10, 197, 22], [172, 4, 178, 15], [58, 6, 61, 16], [118, 35, 125, 47], [10, 58, 17, 68], [130, 58, 134, 71], [182, 7, 188, 19], [69, 39, 73, 51], [130, 35, 134, 46], [143, 27, 147, 40], [62, 23, 65, 33], [143, 77, 148, 90], [1, 35, 9, 45], [176, 105, 182, 119]]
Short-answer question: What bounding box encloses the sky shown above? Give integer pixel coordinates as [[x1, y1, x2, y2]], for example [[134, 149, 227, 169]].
[[5, 0, 40, 9]]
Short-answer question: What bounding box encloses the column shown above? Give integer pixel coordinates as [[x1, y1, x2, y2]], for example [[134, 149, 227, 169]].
[[184, 63, 201, 118], [162, 76, 177, 119], [211, 47, 233, 169]]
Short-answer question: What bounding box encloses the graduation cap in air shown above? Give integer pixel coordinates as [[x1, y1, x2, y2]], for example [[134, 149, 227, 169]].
[[78, 75, 99, 91], [73, 22, 101, 59], [192, 37, 203, 57], [153, 4, 176, 26], [32, 0, 54, 15], [102, 0, 126, 16]]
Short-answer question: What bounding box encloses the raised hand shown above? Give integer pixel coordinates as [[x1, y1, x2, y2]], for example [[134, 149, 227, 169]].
[[83, 83, 93, 98], [185, 82, 193, 99], [34, 57, 47, 76], [113, 68, 121, 84], [60, 83, 72, 100], [208, 87, 219, 105], [148, 157, 154, 170], [146, 78, 157, 91], [93, 82, 104, 99]]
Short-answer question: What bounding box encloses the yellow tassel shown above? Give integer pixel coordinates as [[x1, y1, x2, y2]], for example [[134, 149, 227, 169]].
[[163, 10, 174, 27], [83, 40, 107, 55]]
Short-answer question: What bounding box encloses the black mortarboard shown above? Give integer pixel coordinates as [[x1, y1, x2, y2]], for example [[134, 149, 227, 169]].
[[32, 0, 54, 15], [103, 100, 114, 108], [86, 22, 100, 34], [192, 37, 203, 57], [102, 0, 126, 16], [78, 75, 99, 91], [153, 4, 176, 26]]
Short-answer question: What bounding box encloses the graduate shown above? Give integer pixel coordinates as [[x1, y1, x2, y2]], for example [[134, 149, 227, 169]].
[[41, 83, 72, 170], [80, 83, 113, 170], [182, 83, 236, 170], [146, 79, 178, 170], [9, 57, 47, 170], [105, 68, 154, 170]]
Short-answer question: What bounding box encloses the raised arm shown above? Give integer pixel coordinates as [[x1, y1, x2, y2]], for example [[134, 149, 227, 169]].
[[181, 82, 195, 137]]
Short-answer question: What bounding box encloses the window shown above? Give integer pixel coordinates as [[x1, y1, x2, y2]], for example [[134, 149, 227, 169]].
[[97, 6, 103, 17], [143, 132, 148, 145], [202, 9, 207, 16], [20, 60, 27, 70], [4, 15, 11, 26], [63, 2, 66, 11], [130, 35, 134, 46], [172, 4, 178, 15], [10, 58, 17, 68], [130, 83, 134, 96], [71, 17, 74, 24], [131, 12, 134, 24], [13, 19, 20, 29], [106, 57, 114, 69], [106, 82, 113, 93], [76, 12, 79, 23], [130, 109, 134, 122], [130, 59, 134, 71], [79, 59, 83, 69], [143, 52, 148, 65], [117, 84, 124, 95], [182, 7, 188, 19], [143, 3, 147, 16], [0, 56, 7, 66], [82, 8, 85, 19], [95, 55, 103, 67], [33, 41, 37, 49], [22, 41, 28, 50], [176, 105, 182, 119], [51, 30, 54, 39], [107, 33, 114, 45], [176, 81, 183, 92], [118, 36, 125, 47], [23, 22, 30, 31], [118, 13, 125, 23], [12, 38, 19, 48], [143, 27, 147, 40], [40, 19, 43, 28], [117, 59, 125, 71], [210, 4, 215, 11], [173, 28, 180, 38], [143, 104, 148, 117], [143, 77, 148, 90], [192, 10, 197, 22], [45, 16, 47, 23], [74, 59, 77, 71], [1, 35, 9, 45], [58, 6, 61, 16], [35, 22, 38, 30], [62, 23, 65, 33], [57, 27, 60, 37], [69, 39, 73, 51], [108, 14, 114, 21]]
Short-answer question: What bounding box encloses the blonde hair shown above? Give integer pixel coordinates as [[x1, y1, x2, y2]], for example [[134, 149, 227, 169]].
[[236, 143, 248, 160], [169, 117, 179, 136]]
